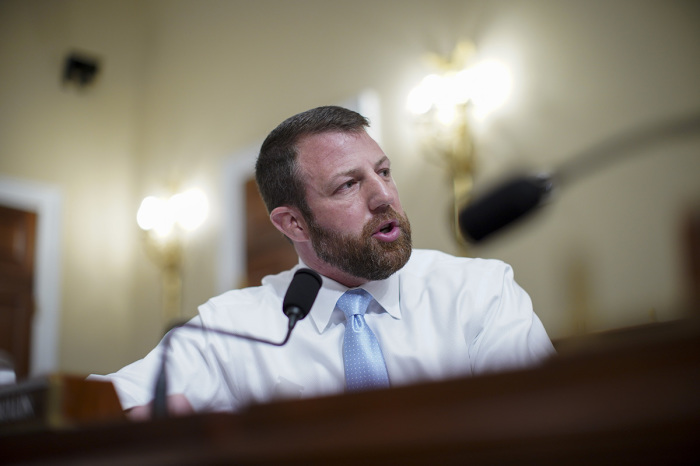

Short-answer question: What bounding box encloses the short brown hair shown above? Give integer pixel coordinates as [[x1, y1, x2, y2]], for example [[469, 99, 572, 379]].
[[255, 106, 370, 219]]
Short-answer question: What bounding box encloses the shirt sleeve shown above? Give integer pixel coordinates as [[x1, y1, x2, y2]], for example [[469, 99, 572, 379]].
[[468, 262, 556, 375], [86, 343, 163, 411], [87, 315, 238, 412]]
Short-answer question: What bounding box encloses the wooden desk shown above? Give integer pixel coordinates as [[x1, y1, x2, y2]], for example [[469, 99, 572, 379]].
[[2, 319, 699, 465]]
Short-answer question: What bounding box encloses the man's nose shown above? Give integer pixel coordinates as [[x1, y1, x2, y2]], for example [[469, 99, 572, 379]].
[[367, 175, 395, 211]]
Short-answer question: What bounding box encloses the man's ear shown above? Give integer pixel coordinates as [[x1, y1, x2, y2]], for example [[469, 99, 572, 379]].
[[270, 206, 310, 242]]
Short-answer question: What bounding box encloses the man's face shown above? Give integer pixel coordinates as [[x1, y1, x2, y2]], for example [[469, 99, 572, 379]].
[[296, 130, 412, 282]]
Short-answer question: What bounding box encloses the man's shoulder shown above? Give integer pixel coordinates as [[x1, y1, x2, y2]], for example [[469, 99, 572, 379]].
[[206, 284, 276, 308], [404, 249, 509, 276], [398, 250, 522, 309], [201, 268, 296, 321]]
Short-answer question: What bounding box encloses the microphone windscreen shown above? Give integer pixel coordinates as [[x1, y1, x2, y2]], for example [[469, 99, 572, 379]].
[[459, 174, 553, 243], [282, 268, 323, 319]]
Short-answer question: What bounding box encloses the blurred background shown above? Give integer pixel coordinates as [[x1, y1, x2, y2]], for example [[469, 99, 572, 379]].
[[0, 0, 698, 379]]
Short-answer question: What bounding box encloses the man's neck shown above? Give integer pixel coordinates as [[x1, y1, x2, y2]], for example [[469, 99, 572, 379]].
[[296, 247, 369, 288]]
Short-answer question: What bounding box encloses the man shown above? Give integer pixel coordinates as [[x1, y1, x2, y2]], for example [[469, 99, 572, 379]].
[[91, 106, 555, 418]]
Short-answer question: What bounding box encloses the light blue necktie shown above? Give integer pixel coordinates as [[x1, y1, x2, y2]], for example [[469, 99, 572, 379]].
[[337, 289, 390, 391]]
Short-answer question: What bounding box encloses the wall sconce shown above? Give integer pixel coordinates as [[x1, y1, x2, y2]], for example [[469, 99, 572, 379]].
[[407, 41, 512, 246], [136, 188, 208, 323]]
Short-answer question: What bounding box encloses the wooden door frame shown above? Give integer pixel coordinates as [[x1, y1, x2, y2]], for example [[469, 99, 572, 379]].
[[0, 176, 62, 377]]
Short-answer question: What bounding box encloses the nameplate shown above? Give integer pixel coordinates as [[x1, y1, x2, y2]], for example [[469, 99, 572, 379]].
[[0, 374, 124, 433]]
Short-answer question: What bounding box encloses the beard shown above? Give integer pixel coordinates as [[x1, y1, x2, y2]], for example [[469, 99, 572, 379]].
[[305, 207, 412, 282]]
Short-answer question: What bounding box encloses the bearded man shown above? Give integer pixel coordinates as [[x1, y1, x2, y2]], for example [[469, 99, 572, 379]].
[[91, 106, 555, 418]]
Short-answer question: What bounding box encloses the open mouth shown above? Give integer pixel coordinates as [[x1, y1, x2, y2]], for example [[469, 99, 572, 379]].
[[375, 220, 397, 235], [370, 217, 402, 243]]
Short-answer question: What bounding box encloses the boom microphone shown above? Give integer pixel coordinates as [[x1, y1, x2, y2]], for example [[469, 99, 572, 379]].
[[459, 173, 554, 243], [152, 267, 322, 418], [458, 110, 700, 243]]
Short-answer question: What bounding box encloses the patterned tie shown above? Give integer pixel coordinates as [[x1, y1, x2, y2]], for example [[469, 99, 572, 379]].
[[337, 289, 390, 391]]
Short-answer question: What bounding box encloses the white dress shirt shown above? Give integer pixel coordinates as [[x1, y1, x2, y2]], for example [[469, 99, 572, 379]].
[[90, 249, 555, 412]]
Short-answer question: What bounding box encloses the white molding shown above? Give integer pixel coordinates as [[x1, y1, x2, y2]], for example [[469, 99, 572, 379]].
[[0, 176, 62, 377], [217, 90, 382, 294]]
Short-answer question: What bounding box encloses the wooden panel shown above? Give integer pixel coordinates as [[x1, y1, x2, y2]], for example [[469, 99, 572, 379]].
[[2, 318, 699, 464], [0, 205, 36, 379], [244, 178, 298, 287]]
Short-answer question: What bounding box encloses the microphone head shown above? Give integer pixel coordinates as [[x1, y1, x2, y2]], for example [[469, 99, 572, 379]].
[[282, 268, 323, 320], [459, 173, 554, 243]]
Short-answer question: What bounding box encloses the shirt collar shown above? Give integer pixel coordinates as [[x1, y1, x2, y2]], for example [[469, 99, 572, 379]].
[[298, 259, 402, 334]]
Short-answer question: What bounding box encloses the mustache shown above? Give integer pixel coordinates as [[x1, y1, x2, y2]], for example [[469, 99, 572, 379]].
[[362, 207, 410, 235]]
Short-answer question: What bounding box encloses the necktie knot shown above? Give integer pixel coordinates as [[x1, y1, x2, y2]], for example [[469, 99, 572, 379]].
[[336, 288, 373, 320]]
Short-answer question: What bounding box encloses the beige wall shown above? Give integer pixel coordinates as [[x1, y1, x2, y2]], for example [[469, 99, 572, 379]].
[[1, 0, 699, 376], [0, 0, 148, 373]]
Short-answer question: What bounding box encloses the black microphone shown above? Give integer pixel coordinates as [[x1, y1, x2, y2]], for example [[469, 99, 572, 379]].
[[152, 267, 322, 419], [459, 173, 554, 243], [283, 267, 323, 327], [458, 110, 700, 243]]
